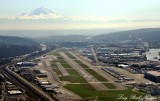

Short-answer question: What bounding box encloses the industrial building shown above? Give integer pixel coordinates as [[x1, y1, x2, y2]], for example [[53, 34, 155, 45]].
[[151, 86, 160, 96], [16, 62, 38, 67], [144, 71, 160, 83]]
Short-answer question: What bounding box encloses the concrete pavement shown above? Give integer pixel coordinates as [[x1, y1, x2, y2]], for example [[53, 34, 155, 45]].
[[59, 52, 108, 91]]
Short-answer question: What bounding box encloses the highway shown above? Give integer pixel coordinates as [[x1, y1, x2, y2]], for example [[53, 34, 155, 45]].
[[0, 66, 57, 101], [59, 52, 108, 91]]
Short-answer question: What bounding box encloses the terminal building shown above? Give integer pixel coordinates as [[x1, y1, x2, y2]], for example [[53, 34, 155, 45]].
[[144, 71, 160, 83]]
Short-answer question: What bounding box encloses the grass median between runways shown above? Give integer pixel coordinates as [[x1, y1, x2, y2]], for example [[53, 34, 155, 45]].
[[52, 69, 62, 75], [53, 52, 60, 56], [61, 63, 72, 68], [51, 62, 57, 68], [60, 69, 87, 83], [64, 84, 145, 101], [54, 59, 67, 63], [74, 60, 89, 68], [74, 60, 83, 63], [56, 56, 64, 60], [51, 62, 63, 75], [103, 83, 116, 89], [85, 69, 108, 82], [65, 52, 77, 59]]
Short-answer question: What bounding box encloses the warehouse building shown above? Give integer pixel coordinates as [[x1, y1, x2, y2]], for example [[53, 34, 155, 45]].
[[17, 62, 37, 67], [144, 71, 160, 83], [151, 86, 160, 96]]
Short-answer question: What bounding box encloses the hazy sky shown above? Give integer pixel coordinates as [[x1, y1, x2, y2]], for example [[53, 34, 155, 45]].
[[0, 0, 160, 30]]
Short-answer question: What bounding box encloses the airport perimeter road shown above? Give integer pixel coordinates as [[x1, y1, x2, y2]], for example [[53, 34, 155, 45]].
[[70, 52, 127, 90], [56, 62, 70, 76], [59, 52, 108, 91]]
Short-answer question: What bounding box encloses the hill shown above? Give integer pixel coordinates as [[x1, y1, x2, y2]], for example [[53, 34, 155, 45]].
[[41, 35, 89, 42], [93, 28, 160, 43], [0, 36, 40, 59], [0, 36, 39, 46]]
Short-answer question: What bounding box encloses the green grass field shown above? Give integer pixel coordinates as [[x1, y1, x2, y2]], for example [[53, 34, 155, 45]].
[[78, 63, 89, 68], [74, 60, 83, 63], [51, 62, 59, 69], [56, 56, 64, 60], [103, 83, 116, 89], [54, 59, 67, 63], [74, 59, 108, 82], [51, 62, 57, 67], [53, 52, 60, 56], [52, 69, 62, 75], [85, 69, 108, 82], [61, 63, 72, 68], [65, 52, 77, 59], [60, 69, 87, 83], [64, 84, 145, 101]]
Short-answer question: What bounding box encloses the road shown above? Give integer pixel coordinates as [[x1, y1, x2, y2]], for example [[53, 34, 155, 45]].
[[59, 52, 108, 91], [70, 52, 127, 90]]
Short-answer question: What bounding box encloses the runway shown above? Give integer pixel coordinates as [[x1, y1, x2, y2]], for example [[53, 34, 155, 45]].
[[55, 62, 70, 76], [59, 52, 108, 91], [70, 51, 127, 90]]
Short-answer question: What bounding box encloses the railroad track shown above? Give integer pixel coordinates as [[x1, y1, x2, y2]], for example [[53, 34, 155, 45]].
[[0, 66, 58, 101]]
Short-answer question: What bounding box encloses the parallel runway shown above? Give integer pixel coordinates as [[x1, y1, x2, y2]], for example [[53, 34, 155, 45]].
[[70, 52, 127, 90], [55, 62, 70, 76], [59, 52, 108, 91]]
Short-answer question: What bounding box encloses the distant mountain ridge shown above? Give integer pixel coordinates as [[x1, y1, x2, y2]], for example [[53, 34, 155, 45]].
[[41, 35, 89, 42], [0, 36, 40, 59], [93, 28, 160, 42], [0, 29, 118, 37], [29, 7, 53, 15], [0, 36, 39, 46]]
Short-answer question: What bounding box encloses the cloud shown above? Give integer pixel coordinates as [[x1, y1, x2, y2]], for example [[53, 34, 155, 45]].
[[17, 13, 64, 20], [29, 7, 53, 15], [8, 7, 64, 20], [6, 7, 160, 23], [7, 7, 111, 21]]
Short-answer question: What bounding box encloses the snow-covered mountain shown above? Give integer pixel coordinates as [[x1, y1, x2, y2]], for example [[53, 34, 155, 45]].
[[29, 7, 53, 15], [17, 7, 63, 20]]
